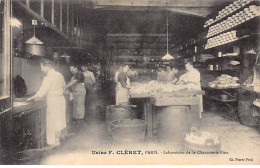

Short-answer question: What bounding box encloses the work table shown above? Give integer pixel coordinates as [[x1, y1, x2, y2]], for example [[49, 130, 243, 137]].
[[12, 98, 46, 152], [129, 89, 205, 139], [13, 99, 46, 116]]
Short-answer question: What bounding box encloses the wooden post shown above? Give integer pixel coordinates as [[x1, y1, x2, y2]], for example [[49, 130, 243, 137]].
[[40, 0, 44, 18], [67, 0, 69, 36], [26, 0, 30, 8], [71, 1, 74, 38], [145, 99, 153, 138], [60, 0, 62, 31], [76, 0, 79, 43], [51, 0, 54, 25]]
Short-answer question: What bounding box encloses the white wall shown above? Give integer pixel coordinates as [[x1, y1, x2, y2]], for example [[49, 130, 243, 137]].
[[13, 57, 42, 95]]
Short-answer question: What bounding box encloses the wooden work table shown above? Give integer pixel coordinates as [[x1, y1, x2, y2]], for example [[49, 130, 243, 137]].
[[12, 99, 46, 152], [129, 90, 205, 139]]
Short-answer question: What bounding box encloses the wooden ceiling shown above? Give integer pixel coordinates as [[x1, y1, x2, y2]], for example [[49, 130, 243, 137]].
[[91, 0, 235, 17]]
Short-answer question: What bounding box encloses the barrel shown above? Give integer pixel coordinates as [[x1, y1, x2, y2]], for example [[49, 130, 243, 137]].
[[111, 119, 146, 143], [106, 105, 137, 135], [158, 106, 191, 144], [13, 149, 43, 164]]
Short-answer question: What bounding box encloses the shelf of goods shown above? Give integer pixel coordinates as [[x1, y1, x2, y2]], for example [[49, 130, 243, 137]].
[[207, 6, 259, 38], [204, 0, 259, 28], [208, 74, 240, 89], [204, 0, 259, 49]]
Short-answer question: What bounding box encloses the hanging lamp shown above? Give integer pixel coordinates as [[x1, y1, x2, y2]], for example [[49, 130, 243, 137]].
[[161, 1, 174, 60], [26, 19, 43, 45]]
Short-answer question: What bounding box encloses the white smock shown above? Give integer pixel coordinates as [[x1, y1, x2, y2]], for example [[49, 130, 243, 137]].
[[179, 68, 203, 117], [35, 69, 66, 145], [116, 75, 130, 105]]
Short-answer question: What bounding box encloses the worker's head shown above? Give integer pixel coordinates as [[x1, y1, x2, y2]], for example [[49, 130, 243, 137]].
[[172, 67, 179, 74], [185, 61, 194, 72], [118, 65, 123, 71], [166, 65, 171, 71], [40, 59, 54, 74], [70, 65, 78, 75], [123, 65, 129, 72], [81, 65, 87, 72]]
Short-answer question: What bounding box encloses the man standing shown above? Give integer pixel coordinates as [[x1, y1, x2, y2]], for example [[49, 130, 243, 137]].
[[27, 59, 66, 147], [81, 65, 96, 109], [116, 65, 131, 105], [166, 65, 176, 82], [81, 65, 96, 91], [64, 65, 86, 121], [114, 65, 123, 104], [157, 66, 167, 81], [177, 61, 203, 114]]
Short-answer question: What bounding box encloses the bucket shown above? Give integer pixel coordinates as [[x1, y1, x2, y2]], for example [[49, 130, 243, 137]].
[[13, 149, 43, 164], [158, 106, 190, 144], [238, 100, 259, 127], [106, 105, 137, 135], [111, 119, 146, 143]]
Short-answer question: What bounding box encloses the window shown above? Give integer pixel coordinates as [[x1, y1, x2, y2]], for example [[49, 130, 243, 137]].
[[0, 0, 11, 99]]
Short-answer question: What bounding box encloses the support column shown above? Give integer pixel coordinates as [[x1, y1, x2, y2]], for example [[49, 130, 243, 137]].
[[40, 0, 44, 18], [60, 0, 62, 31], [51, 0, 54, 25], [26, 0, 30, 8], [67, 0, 69, 36]]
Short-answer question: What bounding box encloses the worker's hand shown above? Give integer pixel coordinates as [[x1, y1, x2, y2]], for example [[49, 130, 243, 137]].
[[26, 96, 35, 101], [63, 89, 70, 95], [172, 79, 178, 84]]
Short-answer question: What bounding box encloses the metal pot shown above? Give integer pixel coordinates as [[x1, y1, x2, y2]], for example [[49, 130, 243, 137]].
[[25, 44, 46, 56]]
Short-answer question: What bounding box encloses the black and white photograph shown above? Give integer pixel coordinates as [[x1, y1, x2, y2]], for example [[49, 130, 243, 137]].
[[0, 0, 260, 165]]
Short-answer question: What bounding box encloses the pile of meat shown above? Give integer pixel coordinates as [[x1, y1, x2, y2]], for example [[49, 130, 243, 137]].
[[130, 80, 188, 94], [208, 74, 240, 89], [185, 131, 220, 146]]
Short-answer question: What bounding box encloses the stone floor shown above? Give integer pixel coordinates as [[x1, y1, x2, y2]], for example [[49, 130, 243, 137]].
[[15, 87, 260, 165]]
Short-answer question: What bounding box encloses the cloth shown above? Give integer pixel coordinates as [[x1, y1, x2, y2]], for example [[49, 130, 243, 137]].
[[83, 71, 96, 88], [166, 70, 177, 81], [118, 72, 128, 88], [114, 71, 120, 83], [71, 83, 86, 119], [35, 69, 66, 145], [179, 68, 203, 114], [116, 72, 130, 105], [157, 70, 167, 81]]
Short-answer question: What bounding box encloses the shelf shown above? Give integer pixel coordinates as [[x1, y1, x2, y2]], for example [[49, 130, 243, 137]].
[[205, 56, 241, 64], [205, 34, 253, 50], [208, 96, 238, 103], [205, 69, 241, 72], [203, 86, 240, 90], [206, 16, 259, 39], [204, 1, 259, 28]]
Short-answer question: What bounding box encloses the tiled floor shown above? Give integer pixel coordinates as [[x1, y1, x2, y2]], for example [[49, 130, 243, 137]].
[[16, 87, 260, 165]]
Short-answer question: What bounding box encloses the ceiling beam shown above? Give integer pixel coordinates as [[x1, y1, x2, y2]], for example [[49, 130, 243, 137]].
[[107, 33, 170, 37], [92, 0, 233, 8]]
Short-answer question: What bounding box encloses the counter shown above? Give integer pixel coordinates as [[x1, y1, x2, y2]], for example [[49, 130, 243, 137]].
[[12, 99, 46, 152], [238, 87, 260, 127]]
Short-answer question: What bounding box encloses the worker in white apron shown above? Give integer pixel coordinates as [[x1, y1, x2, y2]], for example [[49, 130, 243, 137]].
[[64, 65, 86, 120], [178, 61, 203, 117], [114, 65, 123, 105], [116, 65, 130, 105], [27, 59, 66, 146]]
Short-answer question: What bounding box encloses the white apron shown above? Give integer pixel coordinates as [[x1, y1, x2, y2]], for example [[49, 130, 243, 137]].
[[180, 70, 203, 117], [46, 94, 66, 145], [116, 77, 130, 105]]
